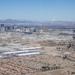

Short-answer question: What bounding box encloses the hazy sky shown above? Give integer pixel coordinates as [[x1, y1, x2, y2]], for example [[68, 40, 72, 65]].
[[0, 0, 75, 21]]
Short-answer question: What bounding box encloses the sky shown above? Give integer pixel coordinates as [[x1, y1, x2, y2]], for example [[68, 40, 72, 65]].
[[0, 0, 75, 21]]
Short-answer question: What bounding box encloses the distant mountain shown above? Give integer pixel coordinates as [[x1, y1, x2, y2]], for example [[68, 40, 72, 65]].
[[0, 19, 33, 23], [0, 19, 75, 28]]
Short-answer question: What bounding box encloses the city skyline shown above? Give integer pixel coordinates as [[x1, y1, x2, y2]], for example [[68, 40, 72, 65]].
[[0, 0, 75, 21]]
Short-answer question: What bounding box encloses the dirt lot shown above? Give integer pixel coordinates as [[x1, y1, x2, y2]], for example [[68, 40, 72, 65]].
[[0, 40, 75, 75], [0, 32, 75, 75]]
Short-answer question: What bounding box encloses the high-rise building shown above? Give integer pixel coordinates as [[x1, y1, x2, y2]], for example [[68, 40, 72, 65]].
[[5, 26, 15, 32], [0, 24, 5, 32]]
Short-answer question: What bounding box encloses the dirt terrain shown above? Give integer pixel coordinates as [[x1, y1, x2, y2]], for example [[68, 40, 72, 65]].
[[0, 31, 75, 75]]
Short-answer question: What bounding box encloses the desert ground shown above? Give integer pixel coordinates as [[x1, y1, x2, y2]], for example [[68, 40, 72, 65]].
[[0, 30, 75, 75]]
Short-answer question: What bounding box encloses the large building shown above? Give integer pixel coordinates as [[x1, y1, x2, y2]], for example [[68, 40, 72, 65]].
[[0, 24, 15, 32], [0, 24, 5, 32], [5, 26, 14, 32]]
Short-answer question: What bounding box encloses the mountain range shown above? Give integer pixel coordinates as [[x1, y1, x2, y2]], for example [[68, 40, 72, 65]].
[[0, 19, 33, 23], [0, 19, 75, 28]]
